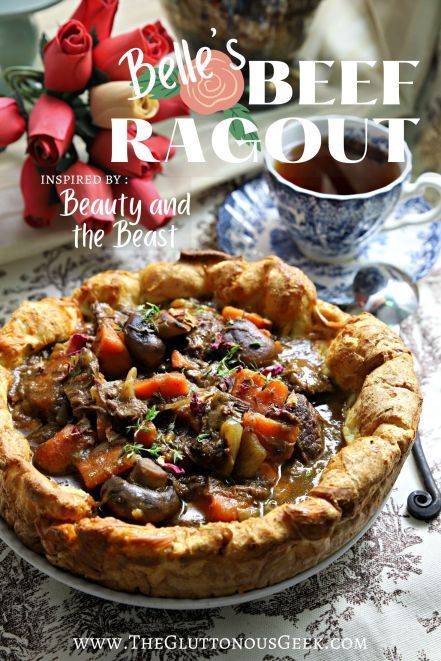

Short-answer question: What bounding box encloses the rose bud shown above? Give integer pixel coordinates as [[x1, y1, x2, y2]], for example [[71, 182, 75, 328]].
[[145, 134, 176, 161], [93, 22, 172, 80], [90, 81, 159, 129], [28, 95, 75, 168], [55, 161, 114, 230], [150, 96, 190, 124], [20, 157, 59, 228], [89, 127, 163, 178], [71, 0, 119, 41], [44, 19, 93, 92], [113, 178, 173, 230], [0, 97, 26, 148]]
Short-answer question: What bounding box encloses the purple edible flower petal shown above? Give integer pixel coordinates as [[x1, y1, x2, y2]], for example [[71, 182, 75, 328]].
[[190, 390, 204, 416], [261, 364, 284, 377], [209, 332, 224, 351], [66, 333, 90, 356], [163, 463, 185, 475]]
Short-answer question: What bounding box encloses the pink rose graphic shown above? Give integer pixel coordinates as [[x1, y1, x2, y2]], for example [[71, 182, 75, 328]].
[[179, 50, 244, 115]]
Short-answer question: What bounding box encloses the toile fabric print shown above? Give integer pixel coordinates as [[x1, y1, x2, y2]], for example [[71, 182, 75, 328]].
[[0, 184, 439, 661]]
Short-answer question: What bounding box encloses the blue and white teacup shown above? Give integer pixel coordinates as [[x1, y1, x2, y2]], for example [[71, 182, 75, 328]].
[[265, 115, 441, 263]]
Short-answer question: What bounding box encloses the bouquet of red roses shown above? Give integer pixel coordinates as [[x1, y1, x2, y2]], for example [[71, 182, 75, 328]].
[[0, 0, 189, 232]]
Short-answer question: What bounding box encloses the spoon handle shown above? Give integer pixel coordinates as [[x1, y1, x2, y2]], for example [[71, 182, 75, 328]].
[[407, 432, 441, 520]]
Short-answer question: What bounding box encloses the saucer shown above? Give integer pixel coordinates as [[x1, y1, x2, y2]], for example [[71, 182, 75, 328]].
[[217, 176, 441, 304]]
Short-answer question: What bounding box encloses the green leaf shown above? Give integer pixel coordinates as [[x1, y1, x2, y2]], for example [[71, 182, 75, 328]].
[[90, 26, 99, 48], [119, 443, 144, 460], [39, 33, 48, 60], [223, 104, 261, 151], [137, 66, 181, 100]]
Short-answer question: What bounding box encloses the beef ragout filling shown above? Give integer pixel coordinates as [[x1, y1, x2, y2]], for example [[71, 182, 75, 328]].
[[8, 299, 346, 526]]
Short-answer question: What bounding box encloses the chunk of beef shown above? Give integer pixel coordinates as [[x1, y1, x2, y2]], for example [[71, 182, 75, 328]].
[[279, 339, 333, 396], [94, 379, 147, 427], [92, 302, 128, 329], [10, 353, 70, 423], [186, 310, 223, 357], [63, 348, 100, 417], [285, 393, 324, 463]]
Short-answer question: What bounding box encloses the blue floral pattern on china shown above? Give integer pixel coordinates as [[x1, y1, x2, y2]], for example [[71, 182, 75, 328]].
[[217, 176, 441, 304], [266, 129, 403, 260]]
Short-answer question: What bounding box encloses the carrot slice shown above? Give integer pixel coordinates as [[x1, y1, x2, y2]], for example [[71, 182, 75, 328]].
[[134, 422, 157, 447], [33, 424, 86, 475], [242, 411, 298, 462], [256, 461, 279, 484], [232, 369, 288, 414], [93, 324, 132, 379], [204, 494, 239, 522], [171, 349, 186, 370], [221, 306, 272, 329], [256, 379, 288, 413], [76, 443, 136, 490], [134, 372, 189, 399]]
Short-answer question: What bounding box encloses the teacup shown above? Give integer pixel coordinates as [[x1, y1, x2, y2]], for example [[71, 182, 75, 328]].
[[265, 115, 441, 263]]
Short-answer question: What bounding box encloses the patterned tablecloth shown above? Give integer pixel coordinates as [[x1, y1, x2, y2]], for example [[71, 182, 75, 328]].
[[0, 181, 440, 661]]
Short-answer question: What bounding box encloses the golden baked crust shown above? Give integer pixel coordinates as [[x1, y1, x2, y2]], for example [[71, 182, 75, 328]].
[[0, 253, 422, 598]]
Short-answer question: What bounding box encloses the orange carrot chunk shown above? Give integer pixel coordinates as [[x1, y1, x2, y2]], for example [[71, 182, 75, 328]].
[[242, 411, 298, 462], [221, 306, 272, 330], [93, 324, 132, 379], [134, 372, 189, 399], [232, 369, 288, 414], [76, 443, 136, 490], [204, 494, 239, 522], [33, 424, 86, 475], [134, 422, 157, 447]]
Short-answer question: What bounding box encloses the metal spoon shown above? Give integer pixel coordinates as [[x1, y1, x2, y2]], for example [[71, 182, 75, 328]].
[[351, 263, 441, 521]]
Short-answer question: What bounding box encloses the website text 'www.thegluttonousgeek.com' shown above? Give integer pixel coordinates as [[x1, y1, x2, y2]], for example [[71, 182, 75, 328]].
[[71, 634, 367, 654]]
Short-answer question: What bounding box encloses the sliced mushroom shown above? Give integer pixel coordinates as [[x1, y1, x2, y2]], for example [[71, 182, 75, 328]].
[[129, 457, 168, 489], [100, 475, 181, 523], [222, 319, 278, 367], [124, 313, 166, 369], [156, 311, 192, 340]]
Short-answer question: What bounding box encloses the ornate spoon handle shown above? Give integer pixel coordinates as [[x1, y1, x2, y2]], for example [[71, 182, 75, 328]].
[[407, 432, 441, 520]]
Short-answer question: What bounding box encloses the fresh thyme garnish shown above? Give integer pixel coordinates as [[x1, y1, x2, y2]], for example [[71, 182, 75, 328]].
[[216, 344, 241, 377], [196, 433, 210, 443], [172, 449, 184, 463], [146, 444, 163, 458], [127, 406, 158, 434], [119, 442, 144, 460], [143, 405, 158, 423], [140, 302, 161, 322]]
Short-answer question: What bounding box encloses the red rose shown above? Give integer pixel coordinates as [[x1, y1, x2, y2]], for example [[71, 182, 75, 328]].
[[145, 133, 176, 161], [71, 0, 118, 41], [0, 97, 26, 148], [113, 178, 173, 229], [44, 19, 93, 92], [150, 96, 190, 124], [93, 22, 172, 81], [154, 20, 174, 52], [56, 161, 114, 231], [28, 95, 75, 168], [20, 157, 59, 228], [89, 127, 163, 178], [179, 50, 244, 114]]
